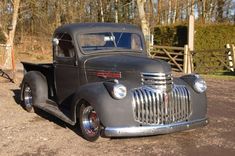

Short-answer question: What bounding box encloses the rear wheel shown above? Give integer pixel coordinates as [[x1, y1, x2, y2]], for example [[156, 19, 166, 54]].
[[21, 71, 48, 112], [23, 83, 34, 112], [79, 103, 101, 142]]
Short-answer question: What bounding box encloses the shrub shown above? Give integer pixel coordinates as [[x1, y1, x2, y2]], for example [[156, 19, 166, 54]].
[[153, 24, 235, 73]]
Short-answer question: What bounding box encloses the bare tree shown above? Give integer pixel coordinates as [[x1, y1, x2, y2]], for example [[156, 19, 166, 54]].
[[137, 0, 150, 50], [3, 0, 20, 70]]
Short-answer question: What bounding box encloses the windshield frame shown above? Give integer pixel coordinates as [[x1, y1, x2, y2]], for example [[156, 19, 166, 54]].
[[76, 31, 145, 55]]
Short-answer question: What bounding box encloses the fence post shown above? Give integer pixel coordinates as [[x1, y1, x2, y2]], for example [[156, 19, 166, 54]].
[[188, 50, 193, 74], [231, 44, 235, 71], [183, 45, 188, 74], [226, 44, 234, 71]]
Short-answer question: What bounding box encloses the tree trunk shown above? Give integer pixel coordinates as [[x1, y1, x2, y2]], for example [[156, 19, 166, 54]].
[[3, 0, 20, 70], [54, 0, 61, 28], [168, 0, 172, 24], [172, 0, 178, 23], [98, 0, 104, 22], [136, 0, 150, 52], [156, 0, 162, 24], [217, 0, 225, 22], [202, 0, 206, 23], [115, 0, 118, 23], [191, 0, 195, 16]]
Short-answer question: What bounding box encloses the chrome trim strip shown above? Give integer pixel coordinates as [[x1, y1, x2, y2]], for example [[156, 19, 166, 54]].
[[103, 118, 208, 137], [141, 72, 173, 92], [141, 72, 172, 76]]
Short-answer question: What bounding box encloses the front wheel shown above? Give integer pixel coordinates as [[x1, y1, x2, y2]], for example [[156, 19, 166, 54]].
[[79, 103, 101, 142]]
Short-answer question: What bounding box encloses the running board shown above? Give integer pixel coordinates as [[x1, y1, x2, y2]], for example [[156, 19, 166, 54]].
[[34, 100, 76, 126]]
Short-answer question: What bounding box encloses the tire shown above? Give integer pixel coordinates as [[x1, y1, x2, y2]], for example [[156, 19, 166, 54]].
[[21, 71, 48, 112], [79, 103, 101, 142]]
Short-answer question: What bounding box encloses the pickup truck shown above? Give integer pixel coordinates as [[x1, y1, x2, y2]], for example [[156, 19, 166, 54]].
[[21, 23, 208, 141]]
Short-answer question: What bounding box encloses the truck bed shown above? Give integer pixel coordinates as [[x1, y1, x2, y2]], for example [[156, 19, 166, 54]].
[[22, 62, 55, 99]]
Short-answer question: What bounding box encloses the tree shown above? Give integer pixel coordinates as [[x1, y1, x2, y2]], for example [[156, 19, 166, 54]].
[[2, 0, 20, 70], [137, 0, 150, 51]]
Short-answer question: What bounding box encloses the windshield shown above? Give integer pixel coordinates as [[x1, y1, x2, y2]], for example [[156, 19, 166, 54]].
[[78, 32, 143, 53]]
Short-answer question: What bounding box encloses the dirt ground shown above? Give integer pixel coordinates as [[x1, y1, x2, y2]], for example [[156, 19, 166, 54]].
[[0, 68, 235, 156]]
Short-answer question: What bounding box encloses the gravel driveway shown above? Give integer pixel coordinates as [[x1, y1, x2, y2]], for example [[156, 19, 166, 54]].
[[0, 72, 235, 156]]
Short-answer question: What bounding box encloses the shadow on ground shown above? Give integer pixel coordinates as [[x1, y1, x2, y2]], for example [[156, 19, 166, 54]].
[[11, 89, 84, 139]]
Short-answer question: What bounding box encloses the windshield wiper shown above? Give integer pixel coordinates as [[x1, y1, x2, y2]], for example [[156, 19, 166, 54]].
[[116, 32, 123, 46], [111, 32, 117, 48]]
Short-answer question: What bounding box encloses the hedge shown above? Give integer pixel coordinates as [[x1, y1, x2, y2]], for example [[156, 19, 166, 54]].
[[154, 24, 235, 50], [153, 24, 235, 73]]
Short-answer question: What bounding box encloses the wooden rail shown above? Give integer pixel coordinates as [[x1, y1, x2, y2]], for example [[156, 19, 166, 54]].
[[150, 44, 235, 74], [150, 45, 192, 73], [193, 45, 235, 74]]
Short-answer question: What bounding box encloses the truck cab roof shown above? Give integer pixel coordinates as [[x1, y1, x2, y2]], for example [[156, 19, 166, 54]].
[[54, 23, 143, 35]]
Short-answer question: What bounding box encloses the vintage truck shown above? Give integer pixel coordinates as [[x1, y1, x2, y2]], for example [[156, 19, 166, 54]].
[[21, 23, 208, 141]]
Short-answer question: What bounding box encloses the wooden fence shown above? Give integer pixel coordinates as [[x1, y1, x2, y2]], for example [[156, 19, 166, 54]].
[[0, 44, 6, 67], [0, 44, 15, 82], [192, 45, 235, 74], [150, 45, 193, 74], [150, 44, 235, 74]]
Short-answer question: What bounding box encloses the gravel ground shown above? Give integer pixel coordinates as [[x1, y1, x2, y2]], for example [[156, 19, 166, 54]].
[[0, 71, 235, 156]]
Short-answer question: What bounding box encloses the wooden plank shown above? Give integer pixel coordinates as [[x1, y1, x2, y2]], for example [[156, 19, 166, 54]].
[[162, 48, 183, 71], [153, 56, 183, 62], [168, 62, 183, 67], [151, 50, 184, 56], [152, 45, 184, 50], [183, 45, 188, 74], [194, 49, 225, 53], [153, 56, 171, 60], [212, 53, 233, 71], [188, 15, 195, 51], [231, 44, 235, 70]]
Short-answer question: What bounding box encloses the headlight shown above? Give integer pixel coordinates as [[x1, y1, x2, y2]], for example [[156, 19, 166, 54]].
[[112, 84, 127, 100], [193, 78, 207, 93]]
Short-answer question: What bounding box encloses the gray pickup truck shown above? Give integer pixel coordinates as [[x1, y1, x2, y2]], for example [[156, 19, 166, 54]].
[[21, 23, 208, 141]]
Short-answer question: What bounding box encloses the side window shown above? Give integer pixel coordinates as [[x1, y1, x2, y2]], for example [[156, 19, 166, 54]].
[[56, 33, 75, 58]]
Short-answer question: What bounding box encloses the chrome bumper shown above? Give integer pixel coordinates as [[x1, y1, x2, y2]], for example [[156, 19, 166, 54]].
[[103, 118, 208, 137]]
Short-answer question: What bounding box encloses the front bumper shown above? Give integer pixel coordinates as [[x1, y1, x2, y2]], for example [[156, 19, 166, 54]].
[[103, 118, 208, 137]]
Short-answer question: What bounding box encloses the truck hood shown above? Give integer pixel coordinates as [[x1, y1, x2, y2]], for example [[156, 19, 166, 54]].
[[84, 54, 171, 73], [83, 54, 172, 88]]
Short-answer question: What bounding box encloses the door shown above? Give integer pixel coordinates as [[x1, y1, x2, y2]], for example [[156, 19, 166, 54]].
[[53, 33, 79, 104]]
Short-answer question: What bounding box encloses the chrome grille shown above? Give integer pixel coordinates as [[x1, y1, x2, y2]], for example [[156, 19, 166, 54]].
[[132, 85, 191, 125], [141, 73, 173, 91]]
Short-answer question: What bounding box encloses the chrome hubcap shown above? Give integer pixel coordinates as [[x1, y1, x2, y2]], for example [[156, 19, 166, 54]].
[[82, 106, 100, 136], [24, 84, 33, 107]]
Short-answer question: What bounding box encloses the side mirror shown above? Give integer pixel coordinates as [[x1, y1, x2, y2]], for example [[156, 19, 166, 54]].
[[52, 38, 59, 46]]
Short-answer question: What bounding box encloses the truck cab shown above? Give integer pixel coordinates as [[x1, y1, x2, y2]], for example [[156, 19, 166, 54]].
[[21, 23, 208, 142]]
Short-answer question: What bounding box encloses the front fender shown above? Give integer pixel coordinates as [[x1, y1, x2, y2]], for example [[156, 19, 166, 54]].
[[175, 76, 207, 120], [70, 82, 138, 127]]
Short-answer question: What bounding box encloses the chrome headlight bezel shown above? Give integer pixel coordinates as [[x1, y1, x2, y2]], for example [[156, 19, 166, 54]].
[[112, 84, 127, 100], [193, 77, 207, 93]]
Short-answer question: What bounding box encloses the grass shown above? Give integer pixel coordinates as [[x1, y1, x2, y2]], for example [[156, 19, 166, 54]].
[[16, 51, 52, 63], [201, 73, 235, 80]]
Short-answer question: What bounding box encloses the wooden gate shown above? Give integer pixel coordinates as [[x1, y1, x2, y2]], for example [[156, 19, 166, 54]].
[[150, 44, 235, 74], [193, 46, 235, 74], [150, 45, 192, 73]]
